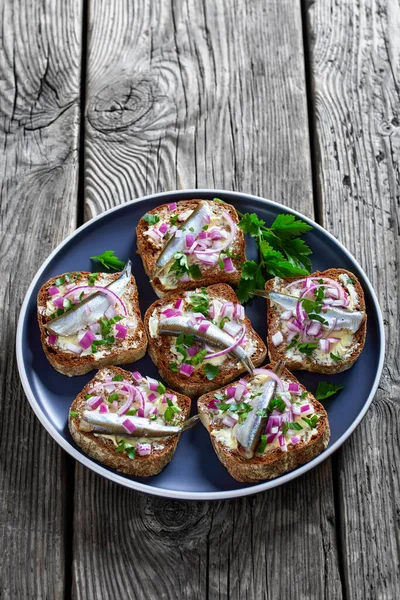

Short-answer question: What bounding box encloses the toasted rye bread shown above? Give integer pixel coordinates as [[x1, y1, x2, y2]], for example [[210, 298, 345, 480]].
[[68, 367, 191, 477], [197, 364, 330, 482], [37, 271, 148, 377], [265, 268, 367, 374], [136, 199, 246, 298], [144, 283, 267, 398]]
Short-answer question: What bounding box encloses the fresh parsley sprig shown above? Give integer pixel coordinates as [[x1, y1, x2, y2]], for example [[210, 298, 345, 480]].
[[315, 381, 344, 400], [236, 211, 313, 302], [90, 250, 125, 271]]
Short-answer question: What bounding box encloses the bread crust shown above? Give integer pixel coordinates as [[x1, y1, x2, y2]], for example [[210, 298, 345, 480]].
[[265, 268, 367, 374], [37, 271, 148, 377], [144, 283, 267, 398], [197, 364, 330, 482], [136, 199, 246, 298], [68, 367, 191, 477]]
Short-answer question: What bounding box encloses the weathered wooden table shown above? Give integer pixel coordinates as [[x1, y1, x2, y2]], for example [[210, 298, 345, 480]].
[[1, 0, 398, 598]]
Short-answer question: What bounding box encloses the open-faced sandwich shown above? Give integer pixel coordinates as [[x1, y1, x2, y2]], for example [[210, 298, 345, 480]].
[[262, 269, 367, 374], [136, 199, 245, 297], [144, 283, 267, 397], [69, 367, 194, 476], [197, 362, 330, 482], [37, 261, 147, 376]]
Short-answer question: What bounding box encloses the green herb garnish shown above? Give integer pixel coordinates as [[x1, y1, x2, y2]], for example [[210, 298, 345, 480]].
[[115, 439, 136, 459], [204, 363, 219, 381], [315, 381, 344, 400], [286, 335, 299, 350], [257, 434, 267, 454], [55, 276, 65, 286], [112, 375, 124, 381], [186, 289, 210, 317], [88, 272, 98, 286], [330, 352, 342, 362], [170, 253, 202, 280], [143, 213, 160, 225], [108, 393, 119, 403], [302, 415, 319, 429], [69, 410, 79, 418], [157, 382, 166, 395], [282, 421, 303, 434], [164, 399, 182, 422], [170, 215, 179, 225], [169, 362, 179, 373], [298, 342, 317, 358], [90, 250, 125, 271]]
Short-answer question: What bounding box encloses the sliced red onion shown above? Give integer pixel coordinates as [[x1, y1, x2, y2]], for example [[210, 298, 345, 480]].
[[253, 369, 285, 391], [272, 331, 283, 346], [66, 342, 83, 354], [117, 396, 133, 416], [291, 435, 300, 445], [222, 415, 236, 428], [287, 321, 302, 333], [148, 393, 157, 402], [180, 364, 194, 377], [99, 404, 109, 414], [195, 252, 219, 265], [104, 304, 117, 319], [87, 396, 103, 409], [122, 419, 136, 434], [204, 325, 246, 360], [53, 296, 64, 309], [64, 285, 127, 315], [132, 371, 142, 382], [168, 202, 177, 211], [78, 330, 96, 349], [174, 298, 184, 310], [137, 443, 151, 456], [159, 222, 169, 235], [48, 286, 60, 296], [115, 323, 128, 339], [48, 334, 57, 345], [187, 346, 198, 357]]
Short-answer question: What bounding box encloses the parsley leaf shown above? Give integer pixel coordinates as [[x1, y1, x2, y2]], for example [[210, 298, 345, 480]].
[[116, 439, 136, 459], [69, 410, 79, 418], [257, 434, 267, 454], [330, 352, 342, 362], [282, 421, 303, 434], [143, 213, 160, 225], [204, 363, 219, 380], [186, 289, 210, 317], [164, 399, 182, 422], [112, 375, 124, 381], [315, 381, 344, 400], [298, 342, 317, 358], [88, 272, 98, 286], [169, 362, 179, 373], [302, 415, 319, 429], [90, 250, 125, 271]]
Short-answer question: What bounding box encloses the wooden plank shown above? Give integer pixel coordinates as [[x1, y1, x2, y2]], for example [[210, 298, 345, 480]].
[[0, 1, 82, 598], [306, 0, 400, 597], [73, 1, 343, 598]]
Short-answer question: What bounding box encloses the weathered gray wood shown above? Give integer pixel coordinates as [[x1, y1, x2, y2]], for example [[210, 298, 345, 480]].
[[0, 1, 82, 598], [307, 0, 400, 597], [73, 1, 343, 599]]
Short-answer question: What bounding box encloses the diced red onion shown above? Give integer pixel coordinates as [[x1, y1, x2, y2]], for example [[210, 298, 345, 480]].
[[104, 304, 117, 319], [291, 435, 300, 445], [122, 419, 136, 434], [225, 386, 236, 397], [307, 321, 321, 337], [53, 296, 64, 308], [179, 363, 194, 377], [159, 222, 169, 235], [207, 400, 218, 410], [161, 308, 182, 319], [234, 383, 246, 401], [280, 310, 293, 321], [223, 257, 234, 272], [253, 369, 285, 391], [195, 252, 219, 265], [187, 346, 198, 357], [78, 330, 96, 349], [144, 228, 163, 243], [208, 228, 222, 240], [222, 415, 236, 428], [300, 404, 310, 413], [64, 285, 127, 315], [286, 330, 298, 344], [89, 322, 101, 334], [137, 443, 151, 456], [288, 383, 299, 393], [174, 298, 184, 310], [87, 395, 103, 409], [234, 304, 245, 320], [48, 286, 59, 296], [319, 339, 330, 353], [132, 371, 142, 382], [146, 377, 159, 391], [168, 202, 177, 211], [272, 331, 283, 346], [147, 393, 157, 402], [221, 302, 234, 319], [99, 404, 109, 414], [66, 342, 83, 354], [48, 334, 57, 345], [104, 384, 115, 393], [178, 209, 193, 221], [292, 404, 301, 416], [287, 321, 301, 333], [198, 322, 210, 333], [115, 323, 128, 339], [223, 321, 242, 337], [185, 234, 195, 248]]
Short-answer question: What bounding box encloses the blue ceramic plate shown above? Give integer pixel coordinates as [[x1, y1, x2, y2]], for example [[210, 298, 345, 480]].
[[17, 190, 384, 500]]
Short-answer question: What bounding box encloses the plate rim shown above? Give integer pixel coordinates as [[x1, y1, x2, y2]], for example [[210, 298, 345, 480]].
[[16, 189, 385, 500]]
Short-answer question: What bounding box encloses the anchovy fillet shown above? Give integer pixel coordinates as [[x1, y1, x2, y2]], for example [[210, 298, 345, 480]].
[[235, 361, 284, 459], [79, 411, 199, 437], [158, 315, 254, 373], [45, 261, 132, 336], [155, 201, 211, 272], [265, 291, 365, 333]]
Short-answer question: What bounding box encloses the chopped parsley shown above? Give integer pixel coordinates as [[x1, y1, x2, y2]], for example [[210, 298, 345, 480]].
[[108, 393, 119, 403], [90, 250, 125, 271], [186, 289, 210, 317], [143, 213, 160, 225], [55, 276, 65, 286], [169, 362, 179, 373], [88, 272, 98, 286], [315, 381, 344, 400], [115, 439, 136, 459], [170, 252, 202, 280], [170, 214, 179, 225], [308, 313, 328, 325], [204, 363, 219, 380], [302, 415, 319, 429], [282, 421, 303, 434], [297, 342, 317, 358], [164, 399, 182, 422], [112, 375, 124, 381], [330, 352, 342, 362], [286, 335, 299, 350], [257, 434, 267, 454], [157, 382, 166, 394], [69, 410, 79, 418]]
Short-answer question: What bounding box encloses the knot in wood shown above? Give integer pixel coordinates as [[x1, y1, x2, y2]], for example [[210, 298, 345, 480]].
[[143, 497, 209, 543], [87, 76, 156, 133]]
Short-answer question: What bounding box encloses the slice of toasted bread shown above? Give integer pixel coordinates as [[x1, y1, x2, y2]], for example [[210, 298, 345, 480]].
[[197, 364, 330, 482], [136, 199, 245, 297], [144, 283, 267, 398], [69, 366, 191, 477], [265, 268, 367, 374], [37, 271, 147, 377]]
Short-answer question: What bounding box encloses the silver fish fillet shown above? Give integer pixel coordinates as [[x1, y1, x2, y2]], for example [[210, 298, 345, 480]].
[[155, 201, 211, 272], [265, 292, 365, 333], [45, 261, 132, 336], [235, 361, 284, 459], [158, 316, 255, 373], [79, 411, 199, 437]]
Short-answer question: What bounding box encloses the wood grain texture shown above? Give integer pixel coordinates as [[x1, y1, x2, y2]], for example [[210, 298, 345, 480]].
[[74, 1, 343, 599], [0, 0, 82, 597], [307, 0, 400, 597]]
